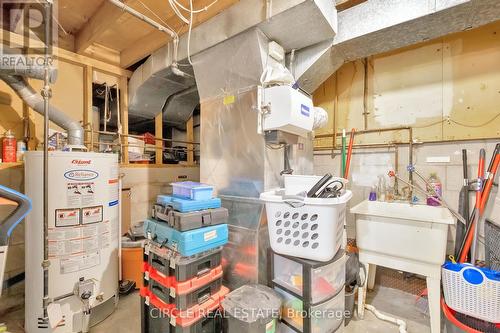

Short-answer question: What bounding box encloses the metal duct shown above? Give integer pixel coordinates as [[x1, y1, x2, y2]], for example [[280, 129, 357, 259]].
[[295, 0, 500, 93], [128, 0, 336, 122], [162, 86, 199, 128], [0, 74, 84, 146], [0, 46, 58, 83], [192, 28, 269, 101]]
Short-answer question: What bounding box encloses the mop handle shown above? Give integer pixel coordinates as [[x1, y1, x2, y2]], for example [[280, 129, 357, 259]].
[[344, 128, 355, 179], [459, 149, 485, 263]]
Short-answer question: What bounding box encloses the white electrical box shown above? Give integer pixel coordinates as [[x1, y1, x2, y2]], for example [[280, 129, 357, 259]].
[[262, 85, 315, 137]]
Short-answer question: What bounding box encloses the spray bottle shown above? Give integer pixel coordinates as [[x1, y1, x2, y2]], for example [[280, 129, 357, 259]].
[[2, 130, 16, 163], [426, 173, 442, 206]]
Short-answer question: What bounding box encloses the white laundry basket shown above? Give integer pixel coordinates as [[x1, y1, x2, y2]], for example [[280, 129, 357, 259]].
[[260, 189, 352, 262], [442, 262, 500, 323]]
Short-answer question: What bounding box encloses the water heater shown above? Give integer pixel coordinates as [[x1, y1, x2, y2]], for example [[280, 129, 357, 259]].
[[24, 151, 119, 332]]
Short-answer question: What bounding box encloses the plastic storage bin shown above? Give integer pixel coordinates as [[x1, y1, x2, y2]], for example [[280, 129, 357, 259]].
[[144, 218, 228, 256], [171, 181, 214, 201], [221, 285, 282, 333], [260, 190, 352, 262], [142, 302, 222, 333], [152, 204, 228, 231], [144, 262, 223, 297], [145, 241, 222, 282], [442, 262, 500, 323], [141, 287, 229, 333], [274, 286, 344, 333], [157, 195, 222, 213], [270, 250, 345, 304]]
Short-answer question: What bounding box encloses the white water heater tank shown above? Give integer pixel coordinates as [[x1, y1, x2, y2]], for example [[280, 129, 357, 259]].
[[24, 151, 119, 332]]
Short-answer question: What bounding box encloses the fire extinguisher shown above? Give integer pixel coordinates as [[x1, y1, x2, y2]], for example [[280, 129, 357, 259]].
[[2, 130, 17, 163]]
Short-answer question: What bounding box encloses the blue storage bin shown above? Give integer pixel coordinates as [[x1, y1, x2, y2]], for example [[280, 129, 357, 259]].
[[156, 195, 222, 213], [171, 181, 214, 201], [144, 218, 228, 256]]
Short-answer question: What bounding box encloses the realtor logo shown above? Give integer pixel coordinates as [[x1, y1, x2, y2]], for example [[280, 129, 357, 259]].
[[0, 0, 58, 64]]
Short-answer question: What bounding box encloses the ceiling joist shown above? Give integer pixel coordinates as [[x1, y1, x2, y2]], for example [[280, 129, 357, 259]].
[[75, 0, 136, 54]]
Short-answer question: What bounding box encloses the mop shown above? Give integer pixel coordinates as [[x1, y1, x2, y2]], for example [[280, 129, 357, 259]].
[[458, 144, 500, 263], [454, 149, 469, 257]]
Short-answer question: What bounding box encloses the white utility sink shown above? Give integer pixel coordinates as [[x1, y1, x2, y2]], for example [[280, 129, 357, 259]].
[[351, 200, 455, 333]]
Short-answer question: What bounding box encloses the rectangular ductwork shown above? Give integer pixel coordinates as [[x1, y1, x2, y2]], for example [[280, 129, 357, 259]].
[[294, 0, 500, 93], [128, 0, 337, 126]]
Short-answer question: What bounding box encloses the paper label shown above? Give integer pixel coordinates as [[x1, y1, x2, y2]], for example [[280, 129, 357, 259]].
[[55, 208, 80, 227], [82, 206, 103, 224], [223, 95, 235, 105], [59, 251, 100, 274], [204, 230, 217, 242], [47, 303, 63, 328]]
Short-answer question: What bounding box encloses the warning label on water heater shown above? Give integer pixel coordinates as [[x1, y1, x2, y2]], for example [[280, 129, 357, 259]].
[[66, 182, 95, 207], [55, 208, 80, 227]]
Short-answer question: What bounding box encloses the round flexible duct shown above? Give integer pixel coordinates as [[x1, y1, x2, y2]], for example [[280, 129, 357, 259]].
[[0, 46, 58, 83], [0, 74, 84, 146]]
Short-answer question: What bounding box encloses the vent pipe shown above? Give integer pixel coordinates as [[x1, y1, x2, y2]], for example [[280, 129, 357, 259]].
[[0, 74, 84, 146]]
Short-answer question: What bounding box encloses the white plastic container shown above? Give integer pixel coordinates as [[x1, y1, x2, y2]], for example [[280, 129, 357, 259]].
[[171, 181, 214, 200], [442, 262, 500, 323], [272, 250, 345, 304], [260, 190, 352, 262], [275, 286, 344, 333]]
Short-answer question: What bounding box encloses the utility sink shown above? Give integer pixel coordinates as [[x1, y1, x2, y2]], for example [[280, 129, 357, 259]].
[[351, 200, 455, 333], [351, 200, 455, 269]]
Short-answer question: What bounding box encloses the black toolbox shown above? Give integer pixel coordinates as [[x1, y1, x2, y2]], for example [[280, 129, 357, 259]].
[[152, 204, 228, 232], [145, 241, 222, 282], [149, 277, 223, 310]]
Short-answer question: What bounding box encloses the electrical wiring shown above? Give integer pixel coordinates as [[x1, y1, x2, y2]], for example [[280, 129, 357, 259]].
[[411, 112, 500, 129], [169, 0, 189, 24], [171, 0, 219, 13], [187, 0, 194, 65], [138, 0, 178, 37]]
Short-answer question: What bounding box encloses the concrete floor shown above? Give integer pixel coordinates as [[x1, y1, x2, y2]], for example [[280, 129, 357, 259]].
[[3, 286, 432, 333]]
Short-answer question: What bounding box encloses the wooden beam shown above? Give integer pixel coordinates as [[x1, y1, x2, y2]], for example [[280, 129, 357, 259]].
[[155, 113, 163, 165], [336, 0, 367, 11], [119, 76, 129, 164], [75, 0, 135, 54], [120, 0, 239, 68], [83, 65, 94, 151], [0, 29, 131, 77], [186, 116, 194, 165]]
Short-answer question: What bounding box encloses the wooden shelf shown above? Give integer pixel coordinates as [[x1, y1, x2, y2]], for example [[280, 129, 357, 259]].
[[120, 163, 198, 169], [0, 162, 24, 170]]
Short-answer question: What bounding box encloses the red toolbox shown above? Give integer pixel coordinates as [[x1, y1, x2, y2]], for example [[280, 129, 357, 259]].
[[141, 286, 229, 330]]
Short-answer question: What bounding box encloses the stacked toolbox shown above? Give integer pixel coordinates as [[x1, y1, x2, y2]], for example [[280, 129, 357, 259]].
[[141, 182, 229, 333]]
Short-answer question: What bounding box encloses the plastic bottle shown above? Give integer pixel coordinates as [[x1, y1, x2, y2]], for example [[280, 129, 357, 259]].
[[426, 173, 442, 206], [377, 175, 387, 201], [16, 141, 26, 162], [369, 185, 377, 201], [2, 130, 17, 163]]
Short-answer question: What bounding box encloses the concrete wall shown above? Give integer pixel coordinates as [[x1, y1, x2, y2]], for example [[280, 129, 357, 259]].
[[121, 166, 200, 226], [311, 23, 500, 257]]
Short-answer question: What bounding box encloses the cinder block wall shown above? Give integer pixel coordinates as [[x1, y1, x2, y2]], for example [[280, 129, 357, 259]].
[[314, 140, 500, 256]]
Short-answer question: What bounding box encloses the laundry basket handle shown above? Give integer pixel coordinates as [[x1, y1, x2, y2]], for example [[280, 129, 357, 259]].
[[282, 195, 306, 208]]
